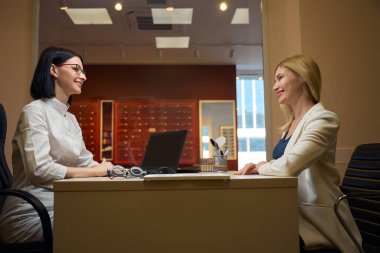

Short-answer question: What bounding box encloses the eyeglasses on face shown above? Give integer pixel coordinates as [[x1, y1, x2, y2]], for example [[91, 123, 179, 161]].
[[56, 63, 86, 77]]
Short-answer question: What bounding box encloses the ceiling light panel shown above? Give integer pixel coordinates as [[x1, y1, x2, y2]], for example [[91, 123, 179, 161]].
[[152, 8, 193, 24], [231, 8, 249, 24], [155, 37, 190, 48], [65, 8, 112, 25]]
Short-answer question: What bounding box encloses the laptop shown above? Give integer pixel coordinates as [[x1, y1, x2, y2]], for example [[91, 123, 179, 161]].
[[140, 130, 188, 174]]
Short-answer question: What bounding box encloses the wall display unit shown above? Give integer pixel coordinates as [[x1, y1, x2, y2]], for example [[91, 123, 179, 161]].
[[114, 100, 199, 166], [220, 125, 236, 159], [68, 99, 238, 168], [100, 100, 114, 161], [69, 100, 100, 161], [69, 99, 198, 165]]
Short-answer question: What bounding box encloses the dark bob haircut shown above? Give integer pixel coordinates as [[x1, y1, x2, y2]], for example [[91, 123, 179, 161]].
[[30, 47, 83, 103]]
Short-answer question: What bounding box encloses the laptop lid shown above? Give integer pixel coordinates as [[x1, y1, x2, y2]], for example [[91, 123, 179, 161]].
[[140, 130, 188, 174]]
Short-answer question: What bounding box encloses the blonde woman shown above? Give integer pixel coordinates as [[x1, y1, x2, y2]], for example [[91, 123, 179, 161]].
[[236, 55, 361, 253]]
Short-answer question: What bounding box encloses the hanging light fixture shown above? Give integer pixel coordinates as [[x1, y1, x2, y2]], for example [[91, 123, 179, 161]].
[[157, 50, 163, 59], [120, 46, 126, 58], [229, 48, 236, 58], [194, 49, 200, 58], [82, 47, 88, 59]]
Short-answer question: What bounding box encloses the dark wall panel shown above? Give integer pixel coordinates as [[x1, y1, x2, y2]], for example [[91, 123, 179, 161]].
[[78, 65, 236, 100]]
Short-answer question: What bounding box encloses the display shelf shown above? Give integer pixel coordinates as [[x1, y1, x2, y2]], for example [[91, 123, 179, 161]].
[[69, 100, 100, 161], [114, 100, 199, 166], [220, 125, 237, 160], [68, 99, 199, 166]]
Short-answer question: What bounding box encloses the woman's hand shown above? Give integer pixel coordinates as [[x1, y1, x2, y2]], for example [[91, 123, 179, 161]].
[[234, 163, 258, 175], [95, 158, 114, 176], [234, 161, 267, 175]]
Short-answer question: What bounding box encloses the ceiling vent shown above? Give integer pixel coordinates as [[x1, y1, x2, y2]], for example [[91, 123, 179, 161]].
[[126, 8, 182, 32], [136, 16, 172, 30], [147, 0, 167, 4]]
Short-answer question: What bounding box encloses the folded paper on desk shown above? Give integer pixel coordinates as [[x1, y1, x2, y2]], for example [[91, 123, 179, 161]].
[[144, 173, 230, 181]]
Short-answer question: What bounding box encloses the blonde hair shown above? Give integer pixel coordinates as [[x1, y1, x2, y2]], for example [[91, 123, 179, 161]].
[[277, 55, 321, 132]]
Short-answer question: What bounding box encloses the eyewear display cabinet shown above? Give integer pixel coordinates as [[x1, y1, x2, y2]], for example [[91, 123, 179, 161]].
[[69, 100, 100, 161], [113, 100, 199, 166], [70, 99, 199, 167]]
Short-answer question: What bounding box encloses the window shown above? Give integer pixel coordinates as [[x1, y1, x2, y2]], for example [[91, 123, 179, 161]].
[[201, 125, 210, 158], [236, 77, 266, 168]]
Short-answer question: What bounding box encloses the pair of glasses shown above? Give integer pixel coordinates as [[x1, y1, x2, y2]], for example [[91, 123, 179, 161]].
[[56, 64, 86, 77], [107, 165, 147, 179]]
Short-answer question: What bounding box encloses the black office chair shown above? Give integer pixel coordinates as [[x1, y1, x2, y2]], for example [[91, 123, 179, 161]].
[[0, 103, 53, 253], [334, 143, 380, 253]]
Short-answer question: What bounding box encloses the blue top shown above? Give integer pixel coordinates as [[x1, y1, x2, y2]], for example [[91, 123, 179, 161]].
[[272, 132, 291, 159]]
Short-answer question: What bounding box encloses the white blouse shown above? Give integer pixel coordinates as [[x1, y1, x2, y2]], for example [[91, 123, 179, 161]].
[[0, 98, 98, 243]]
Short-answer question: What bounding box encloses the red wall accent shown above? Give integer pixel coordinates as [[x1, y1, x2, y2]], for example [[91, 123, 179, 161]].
[[78, 65, 236, 100]]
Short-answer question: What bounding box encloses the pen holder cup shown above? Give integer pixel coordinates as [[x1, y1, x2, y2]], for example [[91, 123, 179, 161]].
[[213, 154, 228, 173]]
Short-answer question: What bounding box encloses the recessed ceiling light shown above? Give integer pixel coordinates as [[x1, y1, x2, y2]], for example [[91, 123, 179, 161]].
[[152, 8, 193, 24], [219, 2, 228, 11], [155, 37, 190, 48], [231, 8, 249, 24], [115, 2, 123, 11], [65, 8, 112, 25], [59, 0, 68, 10]]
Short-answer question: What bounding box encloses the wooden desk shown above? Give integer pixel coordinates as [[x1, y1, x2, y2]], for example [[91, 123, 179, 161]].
[[53, 173, 298, 253]]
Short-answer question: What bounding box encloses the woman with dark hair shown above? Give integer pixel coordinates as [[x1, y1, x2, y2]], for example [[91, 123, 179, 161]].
[[0, 47, 113, 243], [235, 55, 361, 253]]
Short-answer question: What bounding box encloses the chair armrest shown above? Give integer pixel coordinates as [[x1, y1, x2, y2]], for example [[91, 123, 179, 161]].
[[0, 189, 53, 250], [334, 193, 380, 253]]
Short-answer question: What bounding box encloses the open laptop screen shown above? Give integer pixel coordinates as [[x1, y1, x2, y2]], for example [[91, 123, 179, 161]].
[[140, 130, 187, 173]]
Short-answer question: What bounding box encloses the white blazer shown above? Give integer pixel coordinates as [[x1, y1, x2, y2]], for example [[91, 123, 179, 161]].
[[258, 103, 362, 253]]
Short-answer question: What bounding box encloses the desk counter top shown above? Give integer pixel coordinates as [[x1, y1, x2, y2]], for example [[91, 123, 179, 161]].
[[53, 172, 299, 253], [53, 173, 297, 192]]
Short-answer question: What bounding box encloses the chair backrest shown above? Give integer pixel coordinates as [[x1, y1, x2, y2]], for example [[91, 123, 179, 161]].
[[0, 103, 13, 215], [341, 143, 380, 249]]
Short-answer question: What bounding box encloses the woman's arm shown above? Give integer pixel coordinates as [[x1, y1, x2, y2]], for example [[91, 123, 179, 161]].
[[65, 158, 112, 178]]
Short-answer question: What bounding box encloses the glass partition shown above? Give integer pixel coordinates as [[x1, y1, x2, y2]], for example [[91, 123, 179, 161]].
[[39, 0, 264, 168], [199, 100, 237, 160]]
